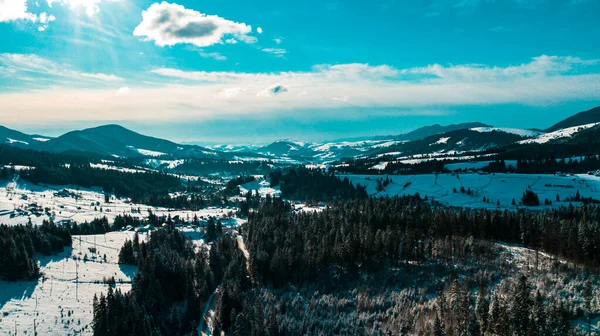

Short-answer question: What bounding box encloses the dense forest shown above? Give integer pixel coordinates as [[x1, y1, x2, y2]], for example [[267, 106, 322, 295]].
[[269, 168, 368, 201], [245, 197, 600, 285], [92, 229, 245, 336], [17, 164, 214, 209], [482, 157, 600, 175], [0, 220, 72, 281], [0, 144, 100, 168], [90, 195, 600, 335], [213, 196, 599, 335]]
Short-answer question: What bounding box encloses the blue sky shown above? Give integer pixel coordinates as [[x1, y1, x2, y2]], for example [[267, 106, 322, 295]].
[[1, 0, 599, 144]]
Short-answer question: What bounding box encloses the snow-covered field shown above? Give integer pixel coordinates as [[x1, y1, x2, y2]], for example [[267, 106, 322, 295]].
[[0, 231, 143, 335], [344, 173, 600, 209], [0, 179, 240, 227], [239, 179, 281, 197]]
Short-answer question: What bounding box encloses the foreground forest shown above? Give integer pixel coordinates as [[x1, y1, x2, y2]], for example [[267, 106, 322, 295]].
[[88, 193, 600, 335]]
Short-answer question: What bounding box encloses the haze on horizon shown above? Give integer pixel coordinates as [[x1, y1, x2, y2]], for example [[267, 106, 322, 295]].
[[1, 0, 600, 143]]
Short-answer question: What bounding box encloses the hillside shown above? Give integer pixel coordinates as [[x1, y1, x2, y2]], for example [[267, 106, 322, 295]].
[[35, 125, 219, 158], [396, 122, 490, 141], [0, 125, 51, 148], [545, 106, 600, 132]]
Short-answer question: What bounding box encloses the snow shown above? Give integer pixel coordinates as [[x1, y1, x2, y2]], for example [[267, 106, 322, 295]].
[[444, 160, 518, 171], [126, 146, 166, 157], [519, 122, 600, 144], [6, 138, 28, 145], [343, 173, 600, 210], [33, 137, 51, 142], [144, 159, 185, 170], [2, 165, 34, 171], [470, 127, 544, 137], [432, 137, 450, 145], [239, 179, 281, 198], [370, 162, 389, 170], [89, 163, 148, 174], [0, 231, 143, 335], [0, 179, 239, 227]]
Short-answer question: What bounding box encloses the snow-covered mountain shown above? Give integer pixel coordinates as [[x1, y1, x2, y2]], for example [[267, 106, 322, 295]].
[[519, 122, 600, 144], [1, 105, 599, 164], [33, 125, 219, 159]]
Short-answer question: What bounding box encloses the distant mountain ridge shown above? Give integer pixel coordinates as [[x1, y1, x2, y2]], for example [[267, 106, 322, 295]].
[[545, 106, 600, 132], [396, 122, 490, 142], [0, 126, 51, 147], [0, 105, 598, 162]]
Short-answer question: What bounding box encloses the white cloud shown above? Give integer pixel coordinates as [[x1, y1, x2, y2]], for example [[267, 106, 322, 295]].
[[1, 55, 600, 124], [117, 87, 130, 94], [217, 87, 246, 98], [46, 0, 107, 17], [133, 2, 256, 47], [332, 96, 348, 102], [257, 27, 263, 34], [400, 55, 600, 81], [199, 50, 227, 61], [0, 0, 38, 22], [273, 38, 282, 44], [81, 73, 123, 81], [257, 84, 288, 97], [0, 0, 54, 29], [0, 53, 124, 84], [262, 48, 287, 57]]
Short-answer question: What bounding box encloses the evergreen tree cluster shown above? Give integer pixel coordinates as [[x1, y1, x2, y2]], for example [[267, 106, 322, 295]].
[[245, 197, 600, 288], [19, 164, 183, 204], [434, 275, 579, 336], [223, 175, 257, 195], [0, 220, 71, 280], [93, 230, 243, 335], [269, 168, 368, 201], [483, 156, 600, 174], [521, 189, 541, 206]]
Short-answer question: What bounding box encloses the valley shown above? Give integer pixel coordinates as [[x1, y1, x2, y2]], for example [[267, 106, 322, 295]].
[[0, 105, 600, 335]]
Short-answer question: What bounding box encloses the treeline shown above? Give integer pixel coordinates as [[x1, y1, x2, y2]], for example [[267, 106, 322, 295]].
[[269, 168, 368, 201], [173, 159, 271, 175], [433, 275, 583, 336], [93, 230, 244, 335], [335, 158, 448, 175], [223, 175, 256, 195], [482, 156, 600, 174], [245, 197, 600, 287], [19, 164, 185, 204], [0, 221, 72, 280], [0, 144, 98, 168]]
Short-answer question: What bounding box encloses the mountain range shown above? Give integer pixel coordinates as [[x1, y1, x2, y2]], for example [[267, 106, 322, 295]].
[[2, 105, 600, 164]]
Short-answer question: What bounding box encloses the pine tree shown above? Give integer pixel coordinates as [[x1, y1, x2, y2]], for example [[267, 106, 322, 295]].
[[433, 311, 444, 336], [531, 290, 546, 336], [475, 286, 489, 334], [584, 280, 593, 336], [511, 275, 532, 336]]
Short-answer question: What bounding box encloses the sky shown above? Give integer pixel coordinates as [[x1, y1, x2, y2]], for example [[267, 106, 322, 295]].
[[1, 0, 599, 144]]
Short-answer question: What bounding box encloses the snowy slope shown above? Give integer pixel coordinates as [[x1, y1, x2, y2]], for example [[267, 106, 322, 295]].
[[470, 127, 543, 137], [519, 122, 600, 144], [0, 231, 142, 335], [344, 173, 600, 210]]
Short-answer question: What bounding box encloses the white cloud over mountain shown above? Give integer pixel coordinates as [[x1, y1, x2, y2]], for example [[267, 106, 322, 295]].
[[133, 2, 257, 47], [0, 55, 599, 124]]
